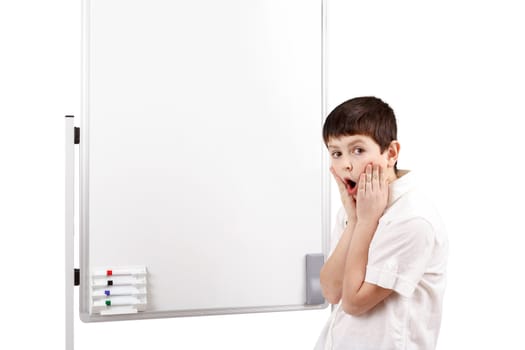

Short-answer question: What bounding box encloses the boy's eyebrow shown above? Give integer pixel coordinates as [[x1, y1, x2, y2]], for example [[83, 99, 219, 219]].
[[327, 139, 365, 149]]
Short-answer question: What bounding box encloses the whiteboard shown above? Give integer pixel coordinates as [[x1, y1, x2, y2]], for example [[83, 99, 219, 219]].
[[80, 0, 329, 322]]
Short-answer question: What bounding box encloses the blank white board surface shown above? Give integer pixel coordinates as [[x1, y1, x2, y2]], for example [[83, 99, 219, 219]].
[[80, 0, 329, 322]]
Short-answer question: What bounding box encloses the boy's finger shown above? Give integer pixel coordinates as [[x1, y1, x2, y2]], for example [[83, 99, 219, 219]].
[[372, 164, 379, 191], [379, 166, 385, 189], [358, 173, 366, 196], [365, 164, 372, 193]]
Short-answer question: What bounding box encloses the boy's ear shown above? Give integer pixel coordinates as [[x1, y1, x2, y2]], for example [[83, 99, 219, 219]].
[[386, 141, 400, 167]]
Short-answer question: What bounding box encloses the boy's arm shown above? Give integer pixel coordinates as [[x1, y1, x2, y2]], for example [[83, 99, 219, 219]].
[[322, 219, 393, 313], [341, 220, 392, 316], [319, 221, 355, 304]]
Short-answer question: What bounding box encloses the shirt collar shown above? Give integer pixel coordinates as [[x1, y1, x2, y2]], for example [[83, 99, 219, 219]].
[[387, 169, 416, 208]]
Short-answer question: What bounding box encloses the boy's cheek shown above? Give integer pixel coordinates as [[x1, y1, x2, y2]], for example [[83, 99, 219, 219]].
[[334, 169, 343, 181]]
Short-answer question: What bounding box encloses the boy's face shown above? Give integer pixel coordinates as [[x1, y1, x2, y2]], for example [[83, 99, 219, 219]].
[[327, 134, 398, 198]]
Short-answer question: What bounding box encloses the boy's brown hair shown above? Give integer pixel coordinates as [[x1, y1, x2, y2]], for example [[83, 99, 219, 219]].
[[322, 96, 398, 171]]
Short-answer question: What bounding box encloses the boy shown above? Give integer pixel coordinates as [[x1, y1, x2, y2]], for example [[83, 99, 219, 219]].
[[314, 97, 448, 350]]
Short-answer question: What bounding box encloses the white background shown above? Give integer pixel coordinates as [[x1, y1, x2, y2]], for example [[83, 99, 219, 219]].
[[1, 0, 524, 349]]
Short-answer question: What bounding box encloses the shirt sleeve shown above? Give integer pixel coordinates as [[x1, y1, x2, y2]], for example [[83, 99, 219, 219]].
[[364, 217, 435, 297], [328, 207, 347, 258]]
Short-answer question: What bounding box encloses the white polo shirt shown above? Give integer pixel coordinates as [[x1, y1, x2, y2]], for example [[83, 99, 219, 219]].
[[314, 170, 448, 350]]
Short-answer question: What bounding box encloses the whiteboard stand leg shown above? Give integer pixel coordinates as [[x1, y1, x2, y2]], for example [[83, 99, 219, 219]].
[[65, 115, 76, 350]]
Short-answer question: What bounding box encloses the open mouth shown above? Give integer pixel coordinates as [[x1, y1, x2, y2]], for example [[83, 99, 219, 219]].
[[345, 178, 358, 195]]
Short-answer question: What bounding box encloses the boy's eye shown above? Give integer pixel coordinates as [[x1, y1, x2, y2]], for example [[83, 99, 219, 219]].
[[331, 151, 342, 158], [353, 147, 364, 155]]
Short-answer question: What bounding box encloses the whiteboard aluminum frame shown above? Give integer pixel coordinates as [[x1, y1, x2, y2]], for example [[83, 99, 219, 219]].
[[79, 0, 331, 322], [65, 116, 75, 348]]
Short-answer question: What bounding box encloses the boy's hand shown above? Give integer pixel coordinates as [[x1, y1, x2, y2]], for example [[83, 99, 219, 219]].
[[356, 164, 389, 225], [330, 166, 357, 224]]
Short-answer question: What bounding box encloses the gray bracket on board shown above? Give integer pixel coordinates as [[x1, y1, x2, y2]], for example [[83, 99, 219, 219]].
[[305, 253, 325, 305]]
